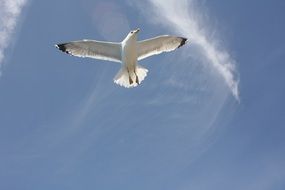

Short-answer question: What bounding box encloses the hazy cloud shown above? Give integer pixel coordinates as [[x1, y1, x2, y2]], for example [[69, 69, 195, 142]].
[[91, 1, 130, 41], [0, 0, 28, 71], [133, 0, 239, 100]]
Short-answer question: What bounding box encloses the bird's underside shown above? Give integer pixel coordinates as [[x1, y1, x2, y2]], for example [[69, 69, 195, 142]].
[[55, 29, 188, 88]]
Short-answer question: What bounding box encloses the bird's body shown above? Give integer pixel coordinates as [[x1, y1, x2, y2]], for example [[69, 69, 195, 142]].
[[121, 32, 139, 84], [56, 29, 187, 88]]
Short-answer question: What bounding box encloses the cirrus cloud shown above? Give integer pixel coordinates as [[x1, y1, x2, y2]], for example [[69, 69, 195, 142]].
[[0, 0, 28, 72], [132, 0, 239, 100]]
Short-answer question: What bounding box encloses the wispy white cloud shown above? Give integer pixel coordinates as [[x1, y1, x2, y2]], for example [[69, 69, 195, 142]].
[[91, 1, 130, 41], [132, 0, 239, 100], [0, 0, 28, 72]]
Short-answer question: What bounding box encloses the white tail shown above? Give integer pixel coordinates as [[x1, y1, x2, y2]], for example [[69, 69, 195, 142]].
[[114, 64, 148, 88]]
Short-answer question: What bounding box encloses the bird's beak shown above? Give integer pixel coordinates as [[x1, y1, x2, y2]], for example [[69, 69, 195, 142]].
[[135, 28, 140, 33]]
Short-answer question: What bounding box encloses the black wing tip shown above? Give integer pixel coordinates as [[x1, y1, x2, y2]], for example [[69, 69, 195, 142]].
[[55, 43, 70, 54], [178, 37, 188, 48]]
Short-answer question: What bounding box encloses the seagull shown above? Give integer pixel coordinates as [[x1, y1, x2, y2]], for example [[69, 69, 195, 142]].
[[55, 29, 188, 88]]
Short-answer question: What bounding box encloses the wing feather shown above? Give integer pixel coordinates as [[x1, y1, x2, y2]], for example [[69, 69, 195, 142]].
[[137, 35, 187, 61], [55, 40, 121, 63]]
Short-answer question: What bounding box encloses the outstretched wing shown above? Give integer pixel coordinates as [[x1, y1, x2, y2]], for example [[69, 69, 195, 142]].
[[137, 35, 187, 61], [55, 40, 121, 63]]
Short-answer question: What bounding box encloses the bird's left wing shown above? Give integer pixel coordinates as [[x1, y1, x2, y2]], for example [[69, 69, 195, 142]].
[[137, 35, 187, 61], [56, 40, 121, 63]]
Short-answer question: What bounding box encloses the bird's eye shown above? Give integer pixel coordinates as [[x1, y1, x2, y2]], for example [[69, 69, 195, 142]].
[[131, 32, 134, 34]]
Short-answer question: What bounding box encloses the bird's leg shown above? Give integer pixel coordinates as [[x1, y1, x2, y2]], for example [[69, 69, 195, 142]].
[[127, 68, 133, 85], [134, 70, 139, 84]]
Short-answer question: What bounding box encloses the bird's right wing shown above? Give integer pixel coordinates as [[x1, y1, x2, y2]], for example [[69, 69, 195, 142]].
[[55, 40, 121, 63], [137, 35, 187, 61]]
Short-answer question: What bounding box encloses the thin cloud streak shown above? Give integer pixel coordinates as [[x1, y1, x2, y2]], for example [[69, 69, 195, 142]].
[[0, 0, 28, 71], [135, 0, 239, 100]]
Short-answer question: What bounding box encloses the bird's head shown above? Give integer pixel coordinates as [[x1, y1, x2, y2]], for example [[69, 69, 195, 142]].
[[130, 28, 140, 35], [123, 28, 140, 42], [127, 28, 140, 38]]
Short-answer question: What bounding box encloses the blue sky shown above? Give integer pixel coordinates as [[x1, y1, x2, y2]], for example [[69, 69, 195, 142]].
[[0, 0, 284, 189]]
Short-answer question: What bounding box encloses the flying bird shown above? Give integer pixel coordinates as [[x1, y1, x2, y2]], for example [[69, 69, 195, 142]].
[[55, 29, 188, 88]]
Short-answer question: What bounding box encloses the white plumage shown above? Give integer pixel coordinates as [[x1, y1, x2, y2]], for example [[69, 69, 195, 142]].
[[55, 29, 187, 88]]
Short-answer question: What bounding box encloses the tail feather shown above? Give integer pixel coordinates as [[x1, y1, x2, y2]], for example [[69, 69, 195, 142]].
[[114, 65, 148, 88], [136, 64, 148, 83]]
